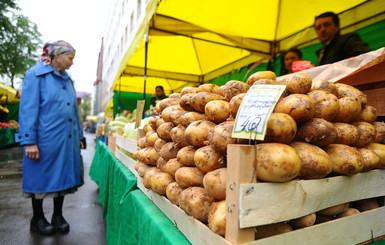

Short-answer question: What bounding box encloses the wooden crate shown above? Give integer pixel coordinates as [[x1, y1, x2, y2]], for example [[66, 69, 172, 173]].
[[107, 133, 116, 154], [115, 136, 385, 245]]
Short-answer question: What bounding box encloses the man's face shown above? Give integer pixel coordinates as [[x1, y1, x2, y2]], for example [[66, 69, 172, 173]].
[[314, 16, 340, 44], [155, 87, 164, 97]]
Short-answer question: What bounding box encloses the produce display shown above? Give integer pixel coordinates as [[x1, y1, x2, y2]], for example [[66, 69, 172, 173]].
[[131, 71, 385, 240]]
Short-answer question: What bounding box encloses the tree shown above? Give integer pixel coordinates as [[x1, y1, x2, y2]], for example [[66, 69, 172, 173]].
[[0, 0, 42, 88]]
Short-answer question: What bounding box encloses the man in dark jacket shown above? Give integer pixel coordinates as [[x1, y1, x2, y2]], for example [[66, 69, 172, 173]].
[[150, 85, 167, 106], [314, 12, 371, 66]]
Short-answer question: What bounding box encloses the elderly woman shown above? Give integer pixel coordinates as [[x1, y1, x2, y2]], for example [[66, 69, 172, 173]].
[[16, 40, 84, 235]]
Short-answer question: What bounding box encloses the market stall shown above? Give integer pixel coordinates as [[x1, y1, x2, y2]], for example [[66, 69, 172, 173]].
[[0, 84, 19, 148]]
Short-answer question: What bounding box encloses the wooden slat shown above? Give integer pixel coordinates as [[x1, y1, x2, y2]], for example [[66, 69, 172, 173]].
[[246, 206, 385, 245], [225, 144, 257, 245], [239, 169, 385, 228], [114, 147, 138, 177], [115, 134, 138, 154], [362, 87, 385, 116]]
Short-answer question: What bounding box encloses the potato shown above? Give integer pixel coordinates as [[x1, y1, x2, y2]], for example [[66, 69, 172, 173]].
[[283, 73, 312, 94], [166, 182, 183, 205], [177, 146, 197, 166], [335, 83, 367, 106], [146, 132, 159, 146], [373, 121, 385, 143], [247, 71, 276, 86], [149, 116, 159, 130], [143, 167, 161, 189], [179, 111, 208, 127], [255, 223, 293, 240], [150, 171, 174, 196], [289, 213, 316, 228], [204, 100, 231, 123], [156, 97, 179, 112], [208, 200, 226, 236], [256, 143, 301, 182], [307, 90, 339, 121], [358, 148, 380, 171], [190, 92, 224, 112], [252, 78, 279, 85], [333, 97, 362, 123], [352, 121, 376, 147], [317, 202, 350, 216], [170, 125, 189, 147], [154, 138, 167, 152], [208, 120, 237, 153], [221, 80, 250, 101], [296, 118, 337, 146], [203, 168, 227, 200], [161, 105, 183, 123], [158, 158, 183, 177], [156, 122, 174, 141], [159, 142, 181, 161], [147, 147, 160, 165], [216, 85, 225, 97], [179, 93, 195, 111], [333, 122, 359, 145], [175, 167, 205, 188], [169, 93, 180, 99], [135, 147, 156, 165], [143, 123, 154, 134], [265, 113, 297, 144], [196, 83, 220, 94], [274, 94, 315, 123], [179, 187, 215, 223], [358, 105, 377, 123], [290, 142, 332, 179], [137, 136, 148, 149], [353, 198, 380, 212], [156, 117, 166, 129], [311, 80, 338, 96], [135, 161, 151, 177], [336, 208, 360, 218], [194, 145, 226, 173], [179, 86, 197, 97], [229, 93, 245, 118], [185, 120, 217, 147], [365, 143, 385, 168], [325, 144, 364, 175]]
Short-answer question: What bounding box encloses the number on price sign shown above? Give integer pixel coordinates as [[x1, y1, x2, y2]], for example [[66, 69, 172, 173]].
[[232, 84, 286, 140]]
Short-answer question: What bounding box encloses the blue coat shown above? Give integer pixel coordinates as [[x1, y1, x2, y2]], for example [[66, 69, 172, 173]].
[[16, 61, 83, 193]]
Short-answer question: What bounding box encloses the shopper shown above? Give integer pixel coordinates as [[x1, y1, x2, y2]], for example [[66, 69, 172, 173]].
[[150, 85, 167, 106], [314, 11, 371, 65], [280, 48, 303, 75], [16, 40, 85, 235]]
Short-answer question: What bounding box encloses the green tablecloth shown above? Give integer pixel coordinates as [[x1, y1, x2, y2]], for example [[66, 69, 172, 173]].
[[0, 128, 18, 148], [90, 142, 190, 245]]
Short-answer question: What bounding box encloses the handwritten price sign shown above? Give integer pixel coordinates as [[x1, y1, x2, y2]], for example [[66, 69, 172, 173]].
[[232, 84, 286, 140]]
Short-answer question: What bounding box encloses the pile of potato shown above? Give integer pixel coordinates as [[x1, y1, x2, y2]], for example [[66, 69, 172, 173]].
[[133, 70, 385, 237]]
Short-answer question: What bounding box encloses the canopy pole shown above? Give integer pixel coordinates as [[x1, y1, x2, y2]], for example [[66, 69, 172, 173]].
[[143, 30, 149, 118]]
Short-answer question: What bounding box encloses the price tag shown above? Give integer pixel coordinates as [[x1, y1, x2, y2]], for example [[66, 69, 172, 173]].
[[135, 100, 145, 129], [232, 84, 286, 140]]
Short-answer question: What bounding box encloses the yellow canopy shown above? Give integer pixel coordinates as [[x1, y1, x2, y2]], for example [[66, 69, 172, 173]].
[[113, 0, 385, 93]]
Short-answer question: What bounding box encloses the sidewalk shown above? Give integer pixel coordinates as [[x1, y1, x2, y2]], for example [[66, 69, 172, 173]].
[[0, 132, 106, 245]]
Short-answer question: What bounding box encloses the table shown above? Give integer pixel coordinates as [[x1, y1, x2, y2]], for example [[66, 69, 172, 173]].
[[0, 128, 18, 148], [90, 142, 190, 245]]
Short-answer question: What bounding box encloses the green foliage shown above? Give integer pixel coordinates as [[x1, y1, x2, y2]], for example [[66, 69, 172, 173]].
[[80, 97, 92, 121], [0, 0, 42, 88]]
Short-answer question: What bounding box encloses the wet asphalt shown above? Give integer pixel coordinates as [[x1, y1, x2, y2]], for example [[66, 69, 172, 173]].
[[0, 132, 106, 245]]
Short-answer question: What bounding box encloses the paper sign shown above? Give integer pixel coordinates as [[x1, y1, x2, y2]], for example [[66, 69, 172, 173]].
[[135, 100, 145, 129], [232, 84, 286, 140]]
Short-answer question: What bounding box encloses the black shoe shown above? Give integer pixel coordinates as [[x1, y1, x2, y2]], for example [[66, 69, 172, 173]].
[[51, 216, 70, 233], [30, 217, 55, 235]]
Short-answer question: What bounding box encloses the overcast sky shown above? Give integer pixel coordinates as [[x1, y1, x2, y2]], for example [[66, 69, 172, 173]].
[[18, 0, 107, 93]]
